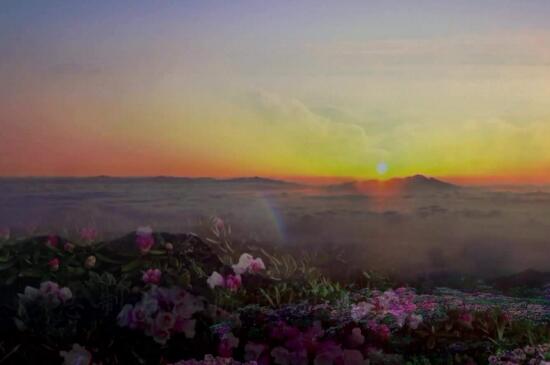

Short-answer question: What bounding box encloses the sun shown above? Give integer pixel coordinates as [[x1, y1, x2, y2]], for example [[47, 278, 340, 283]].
[[376, 162, 388, 175]]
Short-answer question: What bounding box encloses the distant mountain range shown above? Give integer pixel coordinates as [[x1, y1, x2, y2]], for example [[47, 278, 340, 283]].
[[1, 174, 457, 192], [325, 174, 457, 194], [77, 175, 300, 186]]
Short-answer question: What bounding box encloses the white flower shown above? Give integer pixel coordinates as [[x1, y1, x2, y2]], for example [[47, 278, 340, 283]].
[[408, 314, 423, 330], [136, 226, 153, 235], [232, 253, 254, 275], [58, 287, 73, 302], [59, 343, 92, 365], [117, 304, 133, 327], [22, 286, 41, 301], [40, 281, 60, 295], [207, 271, 225, 289]]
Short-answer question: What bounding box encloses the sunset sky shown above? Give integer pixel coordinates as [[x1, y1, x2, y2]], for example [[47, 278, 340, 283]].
[[2, 1, 550, 184]]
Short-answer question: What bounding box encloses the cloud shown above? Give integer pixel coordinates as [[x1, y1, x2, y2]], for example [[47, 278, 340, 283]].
[[237, 91, 388, 176], [307, 32, 550, 67]]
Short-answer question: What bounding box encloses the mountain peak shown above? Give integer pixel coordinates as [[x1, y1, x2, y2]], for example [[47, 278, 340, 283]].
[[326, 175, 457, 194]]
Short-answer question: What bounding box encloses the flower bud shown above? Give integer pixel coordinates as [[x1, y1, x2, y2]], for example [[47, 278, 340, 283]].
[[84, 255, 96, 269]]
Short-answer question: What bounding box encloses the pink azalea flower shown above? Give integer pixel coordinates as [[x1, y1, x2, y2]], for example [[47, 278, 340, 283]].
[[233, 253, 266, 274], [458, 312, 474, 328], [152, 325, 171, 345], [348, 327, 365, 347], [79, 227, 98, 242], [165, 242, 174, 252], [342, 349, 368, 365], [350, 302, 373, 321], [58, 287, 73, 302], [46, 235, 59, 248], [207, 271, 225, 289], [249, 257, 266, 273], [218, 332, 239, 358], [63, 242, 75, 253], [408, 314, 423, 330], [48, 257, 60, 271], [232, 253, 254, 275], [142, 268, 162, 285], [40, 281, 60, 295], [271, 347, 291, 365], [224, 274, 242, 292], [314, 341, 342, 365], [117, 304, 134, 327], [244, 342, 266, 362], [136, 226, 155, 254], [174, 318, 196, 338], [155, 311, 176, 332], [213, 217, 225, 233]]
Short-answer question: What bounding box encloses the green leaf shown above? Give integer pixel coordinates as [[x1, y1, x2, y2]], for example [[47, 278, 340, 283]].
[[95, 252, 123, 264], [0, 260, 15, 271], [0, 251, 11, 262], [121, 259, 143, 273], [19, 269, 42, 278], [148, 250, 165, 256]]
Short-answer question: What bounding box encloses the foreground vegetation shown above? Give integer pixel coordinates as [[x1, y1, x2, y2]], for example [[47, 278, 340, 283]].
[[0, 220, 549, 364]]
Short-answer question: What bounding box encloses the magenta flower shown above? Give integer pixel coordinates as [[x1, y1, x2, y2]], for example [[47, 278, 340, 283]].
[[136, 226, 155, 254], [408, 314, 423, 330], [63, 242, 75, 253], [224, 274, 242, 292], [249, 257, 266, 273], [348, 327, 365, 347], [46, 235, 59, 248], [48, 257, 60, 271], [142, 268, 162, 285], [218, 332, 239, 358]]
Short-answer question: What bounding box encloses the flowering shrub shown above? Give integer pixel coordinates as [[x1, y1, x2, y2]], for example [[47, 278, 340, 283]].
[[488, 344, 550, 364], [171, 354, 258, 365], [1, 225, 550, 364], [117, 286, 203, 344], [18, 281, 73, 308]]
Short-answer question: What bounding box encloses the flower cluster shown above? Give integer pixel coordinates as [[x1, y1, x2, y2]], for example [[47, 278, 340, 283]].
[[19, 281, 73, 308], [232, 253, 266, 275], [415, 288, 550, 322], [351, 288, 422, 329], [171, 354, 258, 365], [488, 343, 550, 365], [207, 253, 265, 292], [143, 268, 162, 285], [118, 286, 203, 344]]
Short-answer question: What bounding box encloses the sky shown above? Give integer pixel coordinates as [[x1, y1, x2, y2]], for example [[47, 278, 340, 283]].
[[1, 1, 550, 184]]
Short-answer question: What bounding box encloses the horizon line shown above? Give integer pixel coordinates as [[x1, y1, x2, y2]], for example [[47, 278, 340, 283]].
[[2, 173, 550, 187]]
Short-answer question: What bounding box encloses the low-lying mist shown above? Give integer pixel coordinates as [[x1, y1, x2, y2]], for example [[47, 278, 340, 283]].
[[1, 176, 550, 279]]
